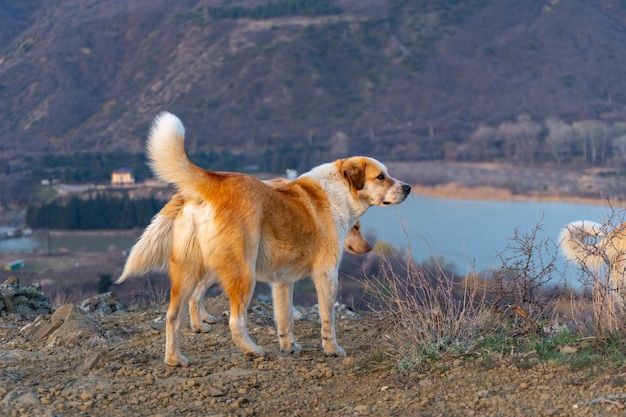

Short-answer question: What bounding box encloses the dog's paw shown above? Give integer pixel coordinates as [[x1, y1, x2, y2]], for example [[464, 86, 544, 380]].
[[191, 323, 212, 333], [280, 342, 302, 354], [323, 344, 346, 357], [165, 354, 189, 367], [243, 345, 265, 357], [200, 312, 218, 324]]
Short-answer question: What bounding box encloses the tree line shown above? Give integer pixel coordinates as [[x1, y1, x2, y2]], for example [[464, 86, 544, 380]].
[[29, 144, 324, 185], [26, 194, 164, 230], [30, 152, 151, 184], [442, 116, 626, 166]]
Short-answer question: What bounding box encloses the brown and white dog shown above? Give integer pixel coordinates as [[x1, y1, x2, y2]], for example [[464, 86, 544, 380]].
[[560, 220, 626, 296], [119, 191, 372, 333], [117, 112, 410, 367]]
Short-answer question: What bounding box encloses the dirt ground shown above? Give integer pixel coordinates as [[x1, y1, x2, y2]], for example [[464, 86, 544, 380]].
[[1, 293, 625, 417]]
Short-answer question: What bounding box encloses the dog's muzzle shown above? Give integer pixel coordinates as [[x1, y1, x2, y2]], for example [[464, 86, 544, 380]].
[[382, 183, 411, 205]]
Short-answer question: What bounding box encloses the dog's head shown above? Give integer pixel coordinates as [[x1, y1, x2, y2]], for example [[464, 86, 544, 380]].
[[337, 157, 411, 207], [343, 220, 372, 255]]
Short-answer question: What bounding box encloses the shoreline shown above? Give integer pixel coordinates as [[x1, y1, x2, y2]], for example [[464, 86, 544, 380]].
[[45, 229, 142, 237], [410, 183, 625, 207]]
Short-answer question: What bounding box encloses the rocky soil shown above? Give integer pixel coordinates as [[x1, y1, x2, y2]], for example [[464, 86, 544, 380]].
[[0, 278, 625, 417]]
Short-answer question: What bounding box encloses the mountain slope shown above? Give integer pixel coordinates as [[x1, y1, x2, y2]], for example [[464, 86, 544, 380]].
[[2, 0, 626, 162]]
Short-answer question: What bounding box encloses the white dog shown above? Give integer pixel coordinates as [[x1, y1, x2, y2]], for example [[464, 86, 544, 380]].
[[560, 220, 626, 296]]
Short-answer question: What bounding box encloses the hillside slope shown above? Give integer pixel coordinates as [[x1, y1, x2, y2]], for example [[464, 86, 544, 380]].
[[2, 0, 626, 162]]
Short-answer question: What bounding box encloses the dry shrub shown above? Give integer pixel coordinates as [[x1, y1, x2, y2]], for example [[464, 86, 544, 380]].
[[490, 218, 564, 329], [118, 272, 170, 308], [363, 250, 500, 370], [364, 215, 626, 371], [46, 285, 93, 308]]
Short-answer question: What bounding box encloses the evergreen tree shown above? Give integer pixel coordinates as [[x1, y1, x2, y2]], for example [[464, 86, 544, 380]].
[[25, 194, 166, 230]]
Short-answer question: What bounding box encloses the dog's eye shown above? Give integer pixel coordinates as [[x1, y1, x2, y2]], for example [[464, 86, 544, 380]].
[[376, 174, 385, 180]]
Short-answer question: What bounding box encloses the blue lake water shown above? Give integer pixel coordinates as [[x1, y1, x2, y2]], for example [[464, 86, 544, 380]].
[[0, 194, 620, 282], [0, 230, 140, 255], [362, 194, 621, 278]]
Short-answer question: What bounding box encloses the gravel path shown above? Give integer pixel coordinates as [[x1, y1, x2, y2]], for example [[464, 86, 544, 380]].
[[1, 294, 626, 416]]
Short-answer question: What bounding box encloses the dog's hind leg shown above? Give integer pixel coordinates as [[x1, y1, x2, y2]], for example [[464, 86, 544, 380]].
[[220, 267, 264, 357], [312, 269, 346, 357], [189, 273, 218, 333], [164, 261, 199, 367], [271, 282, 301, 353]]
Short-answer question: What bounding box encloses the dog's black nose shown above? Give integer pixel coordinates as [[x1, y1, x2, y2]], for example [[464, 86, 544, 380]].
[[402, 184, 411, 194]]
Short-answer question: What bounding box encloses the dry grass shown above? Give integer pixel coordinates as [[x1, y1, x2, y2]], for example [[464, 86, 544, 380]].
[[46, 286, 93, 308], [364, 216, 626, 371], [363, 254, 500, 370], [122, 273, 171, 307]]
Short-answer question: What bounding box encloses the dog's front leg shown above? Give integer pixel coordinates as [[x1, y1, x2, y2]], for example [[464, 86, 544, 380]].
[[312, 270, 346, 357], [271, 282, 301, 353]]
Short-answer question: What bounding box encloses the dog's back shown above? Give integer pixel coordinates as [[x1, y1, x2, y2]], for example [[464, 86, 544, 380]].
[[559, 220, 606, 271], [559, 220, 604, 269], [117, 187, 371, 285], [561, 220, 626, 297], [560, 220, 626, 271]]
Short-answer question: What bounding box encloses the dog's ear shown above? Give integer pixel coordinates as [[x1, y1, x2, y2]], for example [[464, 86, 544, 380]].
[[341, 159, 366, 191]]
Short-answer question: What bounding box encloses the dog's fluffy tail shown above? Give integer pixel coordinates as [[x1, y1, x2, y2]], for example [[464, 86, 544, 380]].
[[117, 111, 205, 284], [559, 220, 606, 271], [116, 194, 184, 284], [146, 112, 208, 201], [116, 214, 173, 283]]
